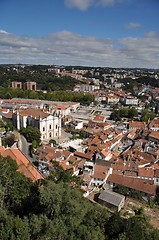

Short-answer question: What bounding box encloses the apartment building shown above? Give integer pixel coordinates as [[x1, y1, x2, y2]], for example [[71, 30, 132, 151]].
[[10, 81, 37, 91], [10, 81, 22, 89]]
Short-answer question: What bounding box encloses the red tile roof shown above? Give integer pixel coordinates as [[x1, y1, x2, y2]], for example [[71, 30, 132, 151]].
[[93, 164, 109, 180], [107, 174, 156, 195], [93, 115, 105, 122], [19, 108, 48, 119], [129, 121, 146, 129], [149, 131, 159, 140], [138, 167, 154, 178], [0, 147, 44, 182]]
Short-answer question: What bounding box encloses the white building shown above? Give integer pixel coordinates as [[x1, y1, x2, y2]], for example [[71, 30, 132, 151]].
[[12, 108, 61, 141], [91, 165, 112, 186], [120, 96, 138, 105], [74, 84, 100, 92]]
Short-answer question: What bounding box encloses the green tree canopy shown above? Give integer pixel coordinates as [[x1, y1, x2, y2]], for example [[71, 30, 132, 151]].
[[20, 126, 41, 144]]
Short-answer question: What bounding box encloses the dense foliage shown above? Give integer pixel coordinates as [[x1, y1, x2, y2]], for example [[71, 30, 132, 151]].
[[110, 107, 138, 121], [20, 126, 41, 145], [113, 185, 142, 200], [0, 87, 94, 105], [0, 155, 159, 239], [0, 65, 80, 90]]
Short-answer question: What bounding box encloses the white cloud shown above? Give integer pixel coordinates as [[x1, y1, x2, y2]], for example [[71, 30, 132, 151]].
[[0, 29, 9, 34], [65, 0, 93, 11], [0, 30, 159, 68], [65, 0, 125, 10], [125, 22, 142, 29]]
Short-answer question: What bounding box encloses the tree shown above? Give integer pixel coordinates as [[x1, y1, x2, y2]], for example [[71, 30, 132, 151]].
[[127, 107, 138, 119], [2, 134, 16, 147], [20, 126, 41, 145], [49, 139, 56, 146], [105, 213, 125, 239], [141, 112, 155, 123]]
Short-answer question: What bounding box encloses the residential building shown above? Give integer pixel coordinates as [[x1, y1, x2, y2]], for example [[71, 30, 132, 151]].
[[91, 164, 112, 186], [11, 81, 22, 89], [73, 84, 100, 92], [129, 121, 146, 132], [120, 96, 138, 105], [149, 118, 159, 131], [106, 94, 119, 104], [148, 131, 159, 144], [24, 81, 37, 91], [107, 174, 156, 198]]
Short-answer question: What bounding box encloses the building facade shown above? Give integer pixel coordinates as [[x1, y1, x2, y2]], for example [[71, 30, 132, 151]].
[[12, 108, 61, 141]]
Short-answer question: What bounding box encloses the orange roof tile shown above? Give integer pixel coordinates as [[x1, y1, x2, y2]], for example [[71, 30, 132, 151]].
[[129, 121, 146, 129], [149, 131, 159, 140], [19, 108, 48, 119], [108, 174, 156, 195], [93, 164, 109, 180], [138, 167, 154, 178], [0, 147, 44, 182]]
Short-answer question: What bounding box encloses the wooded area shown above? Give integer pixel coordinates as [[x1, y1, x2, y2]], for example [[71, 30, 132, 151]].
[[0, 155, 159, 240]]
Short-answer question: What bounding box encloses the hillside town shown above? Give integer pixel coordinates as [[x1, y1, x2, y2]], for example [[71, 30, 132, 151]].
[[1, 64, 159, 213]]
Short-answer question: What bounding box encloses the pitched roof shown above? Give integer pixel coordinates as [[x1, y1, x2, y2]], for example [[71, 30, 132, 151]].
[[93, 164, 109, 180], [2, 112, 12, 119], [149, 118, 159, 129], [19, 108, 49, 119], [107, 174, 156, 195], [129, 121, 146, 129], [138, 167, 154, 178], [59, 161, 73, 171], [149, 131, 159, 140], [98, 190, 125, 207], [101, 149, 111, 157], [154, 169, 159, 178], [74, 151, 93, 160], [93, 115, 105, 122], [0, 147, 44, 182]]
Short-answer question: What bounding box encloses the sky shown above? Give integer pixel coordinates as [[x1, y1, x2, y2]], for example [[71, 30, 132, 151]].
[[0, 0, 159, 68]]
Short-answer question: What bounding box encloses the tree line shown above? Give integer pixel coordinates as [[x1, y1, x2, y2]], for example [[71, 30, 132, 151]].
[[0, 87, 94, 105]]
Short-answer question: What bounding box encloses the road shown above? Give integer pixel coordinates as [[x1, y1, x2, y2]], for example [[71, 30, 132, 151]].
[[17, 132, 33, 162]]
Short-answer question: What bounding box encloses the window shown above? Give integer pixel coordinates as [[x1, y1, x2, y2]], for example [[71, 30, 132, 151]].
[[56, 125, 58, 129], [49, 133, 52, 138], [43, 127, 45, 132], [49, 124, 52, 129]]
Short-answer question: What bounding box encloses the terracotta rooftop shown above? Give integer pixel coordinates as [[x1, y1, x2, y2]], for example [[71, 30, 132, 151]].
[[107, 174, 156, 195], [18, 108, 49, 119], [59, 161, 73, 171], [2, 112, 12, 119], [92, 115, 105, 122], [74, 151, 93, 160], [138, 167, 154, 178], [0, 147, 44, 182], [101, 149, 111, 157], [149, 131, 159, 140], [154, 169, 159, 178], [149, 118, 159, 128], [129, 121, 146, 129], [93, 164, 109, 180]]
